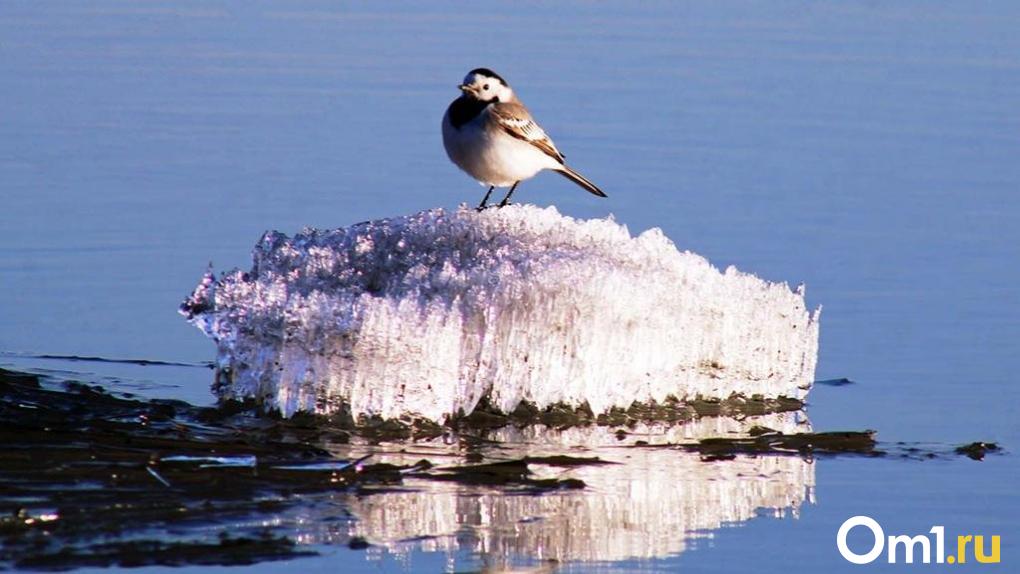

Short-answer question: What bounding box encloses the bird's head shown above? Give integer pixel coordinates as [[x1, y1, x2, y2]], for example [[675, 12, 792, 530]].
[[458, 68, 514, 103]]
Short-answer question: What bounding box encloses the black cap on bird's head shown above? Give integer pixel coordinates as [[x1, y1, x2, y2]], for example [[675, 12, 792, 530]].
[[466, 68, 507, 86], [458, 68, 514, 102]]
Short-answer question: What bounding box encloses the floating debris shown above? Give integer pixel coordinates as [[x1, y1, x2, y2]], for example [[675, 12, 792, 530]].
[[681, 430, 881, 459], [815, 377, 855, 387], [954, 442, 1001, 461], [409, 457, 608, 491]]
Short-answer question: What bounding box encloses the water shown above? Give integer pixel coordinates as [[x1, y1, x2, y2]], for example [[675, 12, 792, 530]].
[[1, 1, 1017, 571]]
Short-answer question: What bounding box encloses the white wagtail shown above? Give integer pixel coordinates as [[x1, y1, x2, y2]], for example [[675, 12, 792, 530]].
[[442, 68, 606, 209]]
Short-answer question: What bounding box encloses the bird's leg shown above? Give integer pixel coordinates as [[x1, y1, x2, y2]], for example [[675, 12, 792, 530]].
[[498, 181, 520, 207], [477, 186, 495, 211]]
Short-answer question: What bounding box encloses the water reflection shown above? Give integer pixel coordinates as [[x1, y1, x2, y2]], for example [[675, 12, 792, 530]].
[[338, 413, 815, 566]]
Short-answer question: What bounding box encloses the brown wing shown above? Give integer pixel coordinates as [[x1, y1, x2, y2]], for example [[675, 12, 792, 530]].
[[489, 101, 565, 163]]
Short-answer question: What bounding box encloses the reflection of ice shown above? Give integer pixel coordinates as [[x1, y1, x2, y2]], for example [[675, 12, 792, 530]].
[[344, 413, 815, 565], [182, 205, 819, 421]]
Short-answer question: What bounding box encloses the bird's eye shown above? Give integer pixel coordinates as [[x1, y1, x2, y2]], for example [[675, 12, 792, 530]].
[[483, 84, 490, 90]]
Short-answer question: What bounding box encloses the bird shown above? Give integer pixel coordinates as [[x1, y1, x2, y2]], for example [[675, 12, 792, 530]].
[[442, 68, 606, 210]]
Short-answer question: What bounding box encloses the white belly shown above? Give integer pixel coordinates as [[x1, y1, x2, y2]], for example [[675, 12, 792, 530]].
[[442, 110, 559, 188]]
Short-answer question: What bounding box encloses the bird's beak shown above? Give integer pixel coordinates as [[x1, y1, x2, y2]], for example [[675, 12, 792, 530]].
[[458, 84, 472, 93]]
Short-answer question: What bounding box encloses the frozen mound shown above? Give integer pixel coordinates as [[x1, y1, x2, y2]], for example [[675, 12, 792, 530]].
[[181, 204, 820, 422]]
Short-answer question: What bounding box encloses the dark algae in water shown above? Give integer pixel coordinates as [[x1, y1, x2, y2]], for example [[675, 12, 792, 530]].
[[685, 429, 882, 459], [0, 367, 1003, 570], [13, 533, 309, 570], [0, 368, 600, 569], [954, 441, 1001, 461]]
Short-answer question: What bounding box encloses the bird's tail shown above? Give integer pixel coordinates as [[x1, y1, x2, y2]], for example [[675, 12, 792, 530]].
[[556, 166, 607, 198]]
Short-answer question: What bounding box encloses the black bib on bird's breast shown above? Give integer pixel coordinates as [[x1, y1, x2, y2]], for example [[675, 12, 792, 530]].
[[447, 96, 490, 129]]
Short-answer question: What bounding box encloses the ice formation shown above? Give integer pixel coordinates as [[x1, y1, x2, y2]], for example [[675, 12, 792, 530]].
[[181, 204, 820, 421]]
